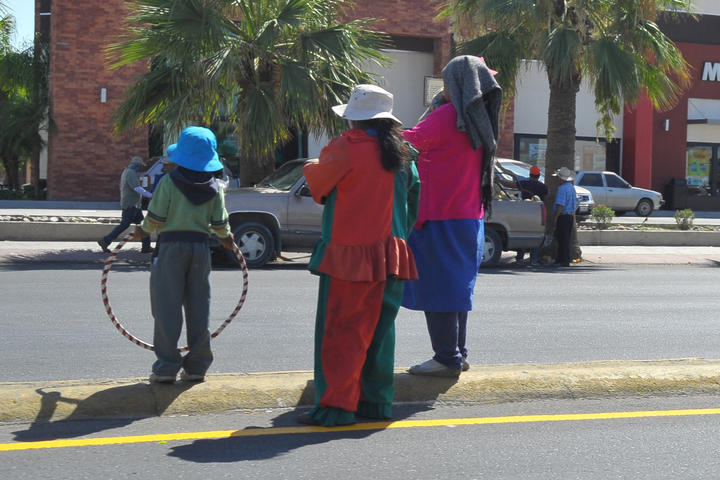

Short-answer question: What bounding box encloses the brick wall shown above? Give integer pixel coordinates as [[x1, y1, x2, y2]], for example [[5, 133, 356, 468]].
[[497, 97, 515, 158], [44, 0, 147, 201], [341, 0, 451, 75]]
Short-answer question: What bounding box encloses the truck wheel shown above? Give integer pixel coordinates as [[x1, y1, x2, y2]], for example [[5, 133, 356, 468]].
[[481, 227, 503, 268], [635, 198, 653, 217], [232, 222, 275, 268]]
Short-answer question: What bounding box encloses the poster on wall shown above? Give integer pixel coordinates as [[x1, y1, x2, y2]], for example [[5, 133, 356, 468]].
[[686, 147, 711, 186], [528, 143, 547, 165]]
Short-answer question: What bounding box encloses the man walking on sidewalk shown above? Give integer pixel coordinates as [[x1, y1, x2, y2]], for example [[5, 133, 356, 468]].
[[97, 156, 153, 253]]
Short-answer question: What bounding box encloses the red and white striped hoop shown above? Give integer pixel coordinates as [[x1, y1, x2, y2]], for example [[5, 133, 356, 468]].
[[100, 233, 249, 352]]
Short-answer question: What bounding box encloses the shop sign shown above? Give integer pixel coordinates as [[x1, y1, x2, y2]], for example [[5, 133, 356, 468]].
[[702, 62, 720, 82]]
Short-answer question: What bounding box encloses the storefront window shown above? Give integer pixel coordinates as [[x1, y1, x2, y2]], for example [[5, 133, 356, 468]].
[[515, 135, 612, 171], [516, 137, 547, 169], [576, 140, 607, 171], [685, 145, 712, 189]]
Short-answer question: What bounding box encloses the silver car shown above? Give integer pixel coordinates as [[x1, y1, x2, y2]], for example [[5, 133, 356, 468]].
[[224, 159, 321, 267], [225, 158, 546, 268], [574, 170, 664, 216]]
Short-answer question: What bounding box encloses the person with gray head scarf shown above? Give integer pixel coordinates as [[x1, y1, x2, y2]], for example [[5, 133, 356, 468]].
[[401, 55, 501, 377]]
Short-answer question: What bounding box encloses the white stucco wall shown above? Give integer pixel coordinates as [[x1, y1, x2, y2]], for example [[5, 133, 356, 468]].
[[514, 60, 623, 138], [690, 0, 720, 16], [308, 49, 434, 158]]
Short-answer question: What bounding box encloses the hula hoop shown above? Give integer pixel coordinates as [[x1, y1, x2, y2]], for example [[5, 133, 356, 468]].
[[100, 232, 248, 352]]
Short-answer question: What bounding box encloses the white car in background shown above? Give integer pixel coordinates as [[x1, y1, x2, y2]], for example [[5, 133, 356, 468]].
[[574, 170, 664, 216], [496, 159, 595, 217]]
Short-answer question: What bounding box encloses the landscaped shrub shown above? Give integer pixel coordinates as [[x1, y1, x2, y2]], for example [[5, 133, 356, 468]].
[[0, 186, 46, 200], [590, 205, 615, 229], [674, 208, 695, 230]]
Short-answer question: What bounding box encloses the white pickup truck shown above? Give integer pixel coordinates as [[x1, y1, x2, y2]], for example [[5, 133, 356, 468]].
[[224, 158, 546, 268]]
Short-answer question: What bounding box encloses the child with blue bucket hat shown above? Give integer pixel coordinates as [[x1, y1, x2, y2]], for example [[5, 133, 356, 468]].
[[132, 126, 236, 383]]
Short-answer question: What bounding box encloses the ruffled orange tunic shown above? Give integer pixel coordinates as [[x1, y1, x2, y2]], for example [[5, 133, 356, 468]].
[[303, 129, 419, 282]]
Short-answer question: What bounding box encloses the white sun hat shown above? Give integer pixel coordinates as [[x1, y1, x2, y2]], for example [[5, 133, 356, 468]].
[[553, 166, 575, 181], [332, 84, 401, 124]]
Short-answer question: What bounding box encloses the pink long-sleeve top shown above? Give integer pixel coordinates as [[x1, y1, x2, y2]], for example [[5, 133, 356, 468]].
[[402, 102, 484, 228]]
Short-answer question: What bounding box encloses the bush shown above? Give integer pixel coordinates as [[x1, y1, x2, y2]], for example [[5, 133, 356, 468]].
[[590, 205, 614, 229], [674, 208, 695, 230], [0, 185, 46, 200]]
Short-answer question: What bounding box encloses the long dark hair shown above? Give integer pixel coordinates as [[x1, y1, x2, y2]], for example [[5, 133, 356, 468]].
[[352, 118, 410, 172]]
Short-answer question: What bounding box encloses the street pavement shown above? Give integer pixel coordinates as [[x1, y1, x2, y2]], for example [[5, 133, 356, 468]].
[[1, 201, 720, 425]]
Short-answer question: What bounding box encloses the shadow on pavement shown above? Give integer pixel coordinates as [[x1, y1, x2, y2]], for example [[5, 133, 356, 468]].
[[168, 378, 453, 463], [0, 248, 151, 270], [12, 382, 196, 442]]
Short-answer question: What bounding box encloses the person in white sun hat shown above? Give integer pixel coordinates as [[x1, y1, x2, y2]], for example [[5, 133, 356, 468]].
[[551, 166, 578, 267], [299, 84, 420, 427]]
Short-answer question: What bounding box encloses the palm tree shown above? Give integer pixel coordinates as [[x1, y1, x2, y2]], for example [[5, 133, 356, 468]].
[[0, 40, 50, 193], [442, 0, 691, 259], [444, 0, 691, 174], [109, 0, 389, 181], [0, 0, 51, 195]]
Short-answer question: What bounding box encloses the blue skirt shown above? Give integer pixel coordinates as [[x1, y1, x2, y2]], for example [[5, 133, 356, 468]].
[[401, 219, 484, 312]]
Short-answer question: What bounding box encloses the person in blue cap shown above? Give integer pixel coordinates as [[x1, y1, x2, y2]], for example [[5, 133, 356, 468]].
[[132, 126, 236, 384]]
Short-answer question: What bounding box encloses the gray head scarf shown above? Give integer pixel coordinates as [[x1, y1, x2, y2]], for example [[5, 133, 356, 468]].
[[442, 55, 502, 215]]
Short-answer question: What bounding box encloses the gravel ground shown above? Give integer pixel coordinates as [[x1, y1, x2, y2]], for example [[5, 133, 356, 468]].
[[0, 215, 117, 223]]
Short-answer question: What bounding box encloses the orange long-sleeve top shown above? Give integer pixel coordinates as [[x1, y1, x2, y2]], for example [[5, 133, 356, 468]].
[[303, 129, 418, 282]]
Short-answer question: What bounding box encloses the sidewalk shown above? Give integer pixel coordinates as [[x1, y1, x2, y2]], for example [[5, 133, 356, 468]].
[[1, 241, 720, 266]]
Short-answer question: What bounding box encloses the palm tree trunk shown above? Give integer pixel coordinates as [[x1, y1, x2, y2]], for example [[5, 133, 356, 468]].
[[31, 142, 41, 197], [1, 150, 20, 190], [546, 75, 579, 175], [542, 73, 582, 261]]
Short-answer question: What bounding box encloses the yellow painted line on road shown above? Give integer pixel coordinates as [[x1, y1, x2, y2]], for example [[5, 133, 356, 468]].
[[3, 407, 720, 452]]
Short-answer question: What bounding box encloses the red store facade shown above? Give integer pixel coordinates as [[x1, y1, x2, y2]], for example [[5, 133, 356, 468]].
[[624, 14, 720, 209]]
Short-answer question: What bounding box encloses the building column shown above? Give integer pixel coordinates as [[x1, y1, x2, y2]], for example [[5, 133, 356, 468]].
[[622, 95, 654, 188]]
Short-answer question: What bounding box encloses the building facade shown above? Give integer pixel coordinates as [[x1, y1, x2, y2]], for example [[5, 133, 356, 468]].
[[37, 0, 148, 201], [37, 1, 720, 208]]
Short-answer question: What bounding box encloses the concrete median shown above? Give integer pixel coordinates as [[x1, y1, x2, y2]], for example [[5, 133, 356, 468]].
[[2, 359, 720, 423]]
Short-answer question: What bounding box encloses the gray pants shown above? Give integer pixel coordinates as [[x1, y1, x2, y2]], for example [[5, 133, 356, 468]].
[[150, 241, 213, 376]]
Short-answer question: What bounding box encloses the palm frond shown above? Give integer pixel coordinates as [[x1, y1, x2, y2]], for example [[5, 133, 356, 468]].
[[543, 26, 581, 86], [110, 0, 390, 162]]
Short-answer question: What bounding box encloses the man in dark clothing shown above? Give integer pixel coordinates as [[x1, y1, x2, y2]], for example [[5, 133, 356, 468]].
[[518, 166, 548, 200], [98, 156, 153, 253], [515, 166, 548, 265]]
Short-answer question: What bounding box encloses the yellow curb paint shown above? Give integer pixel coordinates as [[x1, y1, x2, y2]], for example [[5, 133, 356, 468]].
[[2, 407, 720, 452]]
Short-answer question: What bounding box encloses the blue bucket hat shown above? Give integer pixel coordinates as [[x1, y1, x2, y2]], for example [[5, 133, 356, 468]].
[[167, 126, 224, 172]]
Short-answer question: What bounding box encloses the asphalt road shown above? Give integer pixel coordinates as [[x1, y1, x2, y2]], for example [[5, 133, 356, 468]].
[[1, 262, 718, 382], [3, 395, 720, 479]]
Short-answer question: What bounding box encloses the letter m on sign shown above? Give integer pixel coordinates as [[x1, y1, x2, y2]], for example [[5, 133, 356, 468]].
[[702, 62, 720, 82]]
